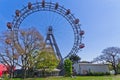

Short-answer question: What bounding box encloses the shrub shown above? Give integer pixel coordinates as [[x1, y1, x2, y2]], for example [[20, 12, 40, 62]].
[[64, 59, 72, 77], [87, 72, 110, 76]]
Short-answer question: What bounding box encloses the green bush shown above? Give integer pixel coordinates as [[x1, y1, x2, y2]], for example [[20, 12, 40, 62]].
[[87, 72, 110, 76], [64, 59, 72, 77]]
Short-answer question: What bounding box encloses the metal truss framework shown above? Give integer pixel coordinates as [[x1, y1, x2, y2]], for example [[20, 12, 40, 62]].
[[45, 26, 62, 61], [7, 0, 85, 59]]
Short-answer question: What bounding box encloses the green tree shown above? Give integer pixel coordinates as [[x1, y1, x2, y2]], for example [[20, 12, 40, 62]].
[[117, 62, 120, 73], [64, 59, 72, 77], [36, 48, 59, 77], [69, 54, 81, 63]]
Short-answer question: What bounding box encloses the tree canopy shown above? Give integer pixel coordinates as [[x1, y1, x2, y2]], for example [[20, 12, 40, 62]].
[[64, 59, 72, 77], [35, 47, 59, 77], [69, 54, 81, 63], [0, 27, 45, 78], [93, 47, 120, 75], [36, 48, 59, 70]]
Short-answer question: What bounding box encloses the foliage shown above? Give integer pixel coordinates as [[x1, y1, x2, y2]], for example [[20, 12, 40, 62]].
[[64, 59, 72, 77], [36, 48, 59, 77], [16, 28, 44, 78], [87, 72, 110, 76], [107, 63, 113, 73], [2, 73, 10, 80], [80, 61, 91, 63], [69, 54, 81, 63], [117, 63, 120, 73], [93, 47, 120, 75], [0, 27, 44, 78]]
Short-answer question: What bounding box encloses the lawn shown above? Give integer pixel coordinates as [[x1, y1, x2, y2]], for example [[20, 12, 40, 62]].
[[12, 75, 120, 80]]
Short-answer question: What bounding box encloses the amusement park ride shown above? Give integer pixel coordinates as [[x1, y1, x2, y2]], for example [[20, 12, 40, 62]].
[[7, 0, 85, 69]]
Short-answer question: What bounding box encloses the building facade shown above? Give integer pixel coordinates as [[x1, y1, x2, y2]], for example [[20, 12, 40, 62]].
[[73, 63, 109, 75]]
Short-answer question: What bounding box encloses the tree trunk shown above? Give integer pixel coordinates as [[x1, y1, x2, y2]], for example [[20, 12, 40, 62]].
[[42, 68, 46, 77], [113, 56, 117, 75]]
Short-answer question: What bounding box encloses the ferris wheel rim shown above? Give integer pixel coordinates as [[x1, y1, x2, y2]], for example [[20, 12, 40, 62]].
[[8, 1, 84, 59]]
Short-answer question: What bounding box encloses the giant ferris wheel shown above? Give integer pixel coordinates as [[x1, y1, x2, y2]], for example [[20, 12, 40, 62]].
[[7, 0, 85, 63]]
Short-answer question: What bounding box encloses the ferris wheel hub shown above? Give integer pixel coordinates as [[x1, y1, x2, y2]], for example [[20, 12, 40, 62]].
[[48, 26, 52, 31], [6, 0, 84, 59]]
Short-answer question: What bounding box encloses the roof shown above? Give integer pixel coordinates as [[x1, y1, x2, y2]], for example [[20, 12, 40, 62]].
[[73, 62, 109, 66], [36, 68, 60, 71], [78, 63, 109, 66]]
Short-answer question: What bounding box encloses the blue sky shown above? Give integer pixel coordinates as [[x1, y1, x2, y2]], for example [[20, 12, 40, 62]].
[[0, 0, 120, 61]]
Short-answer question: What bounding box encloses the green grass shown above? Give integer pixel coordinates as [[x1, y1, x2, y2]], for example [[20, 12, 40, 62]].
[[10, 75, 120, 80]]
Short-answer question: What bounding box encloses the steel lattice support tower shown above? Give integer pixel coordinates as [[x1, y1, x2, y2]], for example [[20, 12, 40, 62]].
[[45, 26, 63, 66], [7, 1, 85, 69]]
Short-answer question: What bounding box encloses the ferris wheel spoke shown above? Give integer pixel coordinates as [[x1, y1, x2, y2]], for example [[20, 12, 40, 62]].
[[6, 0, 84, 60]]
